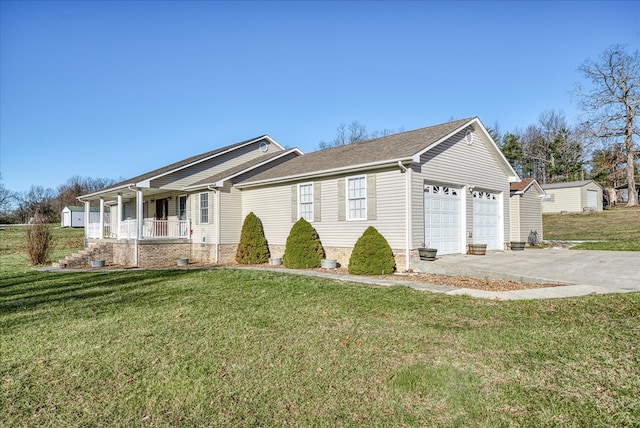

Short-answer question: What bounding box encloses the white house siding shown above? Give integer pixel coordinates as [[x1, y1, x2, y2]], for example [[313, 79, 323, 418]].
[[241, 184, 291, 247], [220, 184, 243, 244], [542, 187, 581, 213], [509, 195, 521, 241], [150, 142, 283, 190], [412, 129, 510, 251], [519, 189, 544, 241], [189, 190, 216, 246], [542, 181, 603, 213], [510, 189, 544, 242], [242, 168, 407, 251]]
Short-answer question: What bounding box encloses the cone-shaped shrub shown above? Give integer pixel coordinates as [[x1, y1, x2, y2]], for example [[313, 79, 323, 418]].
[[348, 226, 395, 275], [235, 212, 270, 264], [283, 218, 324, 268]]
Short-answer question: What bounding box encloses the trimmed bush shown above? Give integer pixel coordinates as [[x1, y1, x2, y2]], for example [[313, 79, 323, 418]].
[[348, 226, 395, 275], [283, 218, 324, 268], [235, 212, 270, 264]]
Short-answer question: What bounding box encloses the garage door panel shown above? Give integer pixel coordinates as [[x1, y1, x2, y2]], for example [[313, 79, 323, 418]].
[[424, 184, 461, 255], [473, 191, 499, 250]]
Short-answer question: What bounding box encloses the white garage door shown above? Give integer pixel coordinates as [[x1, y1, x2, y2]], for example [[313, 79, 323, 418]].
[[424, 184, 460, 254], [586, 189, 598, 209], [473, 190, 500, 250]]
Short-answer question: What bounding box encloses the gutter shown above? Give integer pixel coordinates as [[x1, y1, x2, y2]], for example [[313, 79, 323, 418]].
[[236, 157, 414, 189]]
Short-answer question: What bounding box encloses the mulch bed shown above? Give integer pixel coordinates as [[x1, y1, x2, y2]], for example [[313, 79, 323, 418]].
[[309, 267, 562, 292]]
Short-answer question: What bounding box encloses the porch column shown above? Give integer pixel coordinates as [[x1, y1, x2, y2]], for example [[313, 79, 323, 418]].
[[117, 193, 123, 239], [84, 200, 90, 246], [99, 198, 105, 239], [136, 189, 143, 240]]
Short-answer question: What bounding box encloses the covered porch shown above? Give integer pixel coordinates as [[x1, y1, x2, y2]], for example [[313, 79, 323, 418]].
[[80, 186, 191, 241]]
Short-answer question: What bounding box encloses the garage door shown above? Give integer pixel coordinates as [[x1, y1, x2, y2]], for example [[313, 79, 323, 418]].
[[424, 184, 460, 254], [586, 189, 598, 209], [473, 190, 500, 250]]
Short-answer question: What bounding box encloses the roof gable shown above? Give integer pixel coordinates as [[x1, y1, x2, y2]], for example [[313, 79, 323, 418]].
[[510, 178, 545, 195], [80, 135, 283, 199], [541, 180, 602, 190], [238, 117, 518, 187]]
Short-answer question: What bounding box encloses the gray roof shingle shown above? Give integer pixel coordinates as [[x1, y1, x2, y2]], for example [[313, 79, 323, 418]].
[[239, 117, 475, 185]]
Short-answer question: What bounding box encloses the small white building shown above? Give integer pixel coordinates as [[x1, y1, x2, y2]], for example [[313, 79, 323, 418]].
[[509, 178, 545, 242], [61, 205, 109, 228], [541, 180, 603, 213]]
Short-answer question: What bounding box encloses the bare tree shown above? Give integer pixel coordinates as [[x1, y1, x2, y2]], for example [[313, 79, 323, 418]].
[[55, 176, 118, 216], [519, 111, 585, 184], [577, 45, 639, 206], [16, 186, 56, 223], [317, 121, 397, 150], [0, 175, 16, 215]]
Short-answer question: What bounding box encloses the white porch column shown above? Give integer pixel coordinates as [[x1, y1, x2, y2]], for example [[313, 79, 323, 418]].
[[117, 193, 123, 239], [84, 200, 90, 245], [136, 189, 143, 240], [405, 166, 412, 272], [99, 198, 105, 239]]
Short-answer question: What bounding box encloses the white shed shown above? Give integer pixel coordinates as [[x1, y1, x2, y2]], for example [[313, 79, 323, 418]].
[[509, 178, 545, 242], [541, 180, 603, 213], [61, 206, 109, 228]]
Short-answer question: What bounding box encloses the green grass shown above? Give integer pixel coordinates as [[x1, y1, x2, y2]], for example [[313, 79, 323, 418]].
[[2, 240, 640, 426], [543, 207, 640, 250]]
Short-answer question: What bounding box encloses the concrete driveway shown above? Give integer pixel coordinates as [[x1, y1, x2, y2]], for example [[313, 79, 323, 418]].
[[413, 248, 640, 300]]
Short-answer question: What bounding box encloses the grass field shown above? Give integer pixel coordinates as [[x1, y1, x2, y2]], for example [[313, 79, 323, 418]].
[[543, 207, 640, 250], [1, 227, 640, 426]]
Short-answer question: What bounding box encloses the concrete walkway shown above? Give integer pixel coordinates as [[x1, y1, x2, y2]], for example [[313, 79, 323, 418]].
[[39, 248, 640, 301], [411, 248, 640, 300]]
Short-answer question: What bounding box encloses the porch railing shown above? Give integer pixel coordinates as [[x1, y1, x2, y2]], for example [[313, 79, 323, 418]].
[[89, 219, 190, 239], [142, 219, 190, 238]]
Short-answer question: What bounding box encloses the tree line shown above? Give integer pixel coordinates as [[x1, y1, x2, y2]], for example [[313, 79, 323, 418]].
[[0, 175, 118, 224]]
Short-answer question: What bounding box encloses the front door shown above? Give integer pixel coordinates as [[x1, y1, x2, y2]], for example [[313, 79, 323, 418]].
[[155, 198, 168, 236]]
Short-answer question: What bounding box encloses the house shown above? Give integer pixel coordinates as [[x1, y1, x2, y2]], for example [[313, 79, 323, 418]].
[[61, 205, 109, 228], [541, 180, 603, 213], [509, 178, 545, 242], [77, 117, 519, 270], [614, 182, 640, 204]]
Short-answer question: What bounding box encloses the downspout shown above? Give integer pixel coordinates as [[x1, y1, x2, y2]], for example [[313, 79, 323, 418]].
[[398, 161, 412, 272], [208, 185, 220, 263]]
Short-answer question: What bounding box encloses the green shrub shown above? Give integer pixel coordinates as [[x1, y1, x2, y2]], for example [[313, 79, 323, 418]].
[[283, 218, 324, 268], [235, 212, 270, 264], [348, 226, 395, 275]]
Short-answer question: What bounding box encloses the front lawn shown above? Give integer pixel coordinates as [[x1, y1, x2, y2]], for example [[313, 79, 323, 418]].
[[2, 267, 639, 426]]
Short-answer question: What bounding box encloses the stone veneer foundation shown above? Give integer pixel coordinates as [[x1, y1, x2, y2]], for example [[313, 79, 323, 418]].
[[87, 240, 410, 270]]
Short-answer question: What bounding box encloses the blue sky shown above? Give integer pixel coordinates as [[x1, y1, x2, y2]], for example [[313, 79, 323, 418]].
[[1, 0, 639, 193]]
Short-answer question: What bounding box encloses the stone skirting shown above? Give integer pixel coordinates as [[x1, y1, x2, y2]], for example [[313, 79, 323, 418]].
[[77, 240, 410, 270]]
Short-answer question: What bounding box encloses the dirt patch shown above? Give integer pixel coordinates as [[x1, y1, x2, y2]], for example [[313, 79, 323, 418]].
[[381, 272, 560, 292], [312, 267, 562, 292]]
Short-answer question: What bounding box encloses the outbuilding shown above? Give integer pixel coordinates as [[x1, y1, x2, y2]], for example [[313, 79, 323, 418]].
[[541, 180, 603, 213], [509, 178, 545, 243], [61, 205, 107, 228]]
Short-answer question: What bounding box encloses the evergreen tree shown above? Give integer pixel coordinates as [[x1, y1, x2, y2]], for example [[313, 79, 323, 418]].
[[348, 226, 395, 275], [282, 218, 324, 268], [235, 212, 270, 264]]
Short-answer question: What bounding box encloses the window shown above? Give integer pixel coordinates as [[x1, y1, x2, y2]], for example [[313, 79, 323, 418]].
[[200, 192, 209, 224], [347, 175, 366, 220], [298, 183, 313, 221], [178, 195, 187, 221]]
